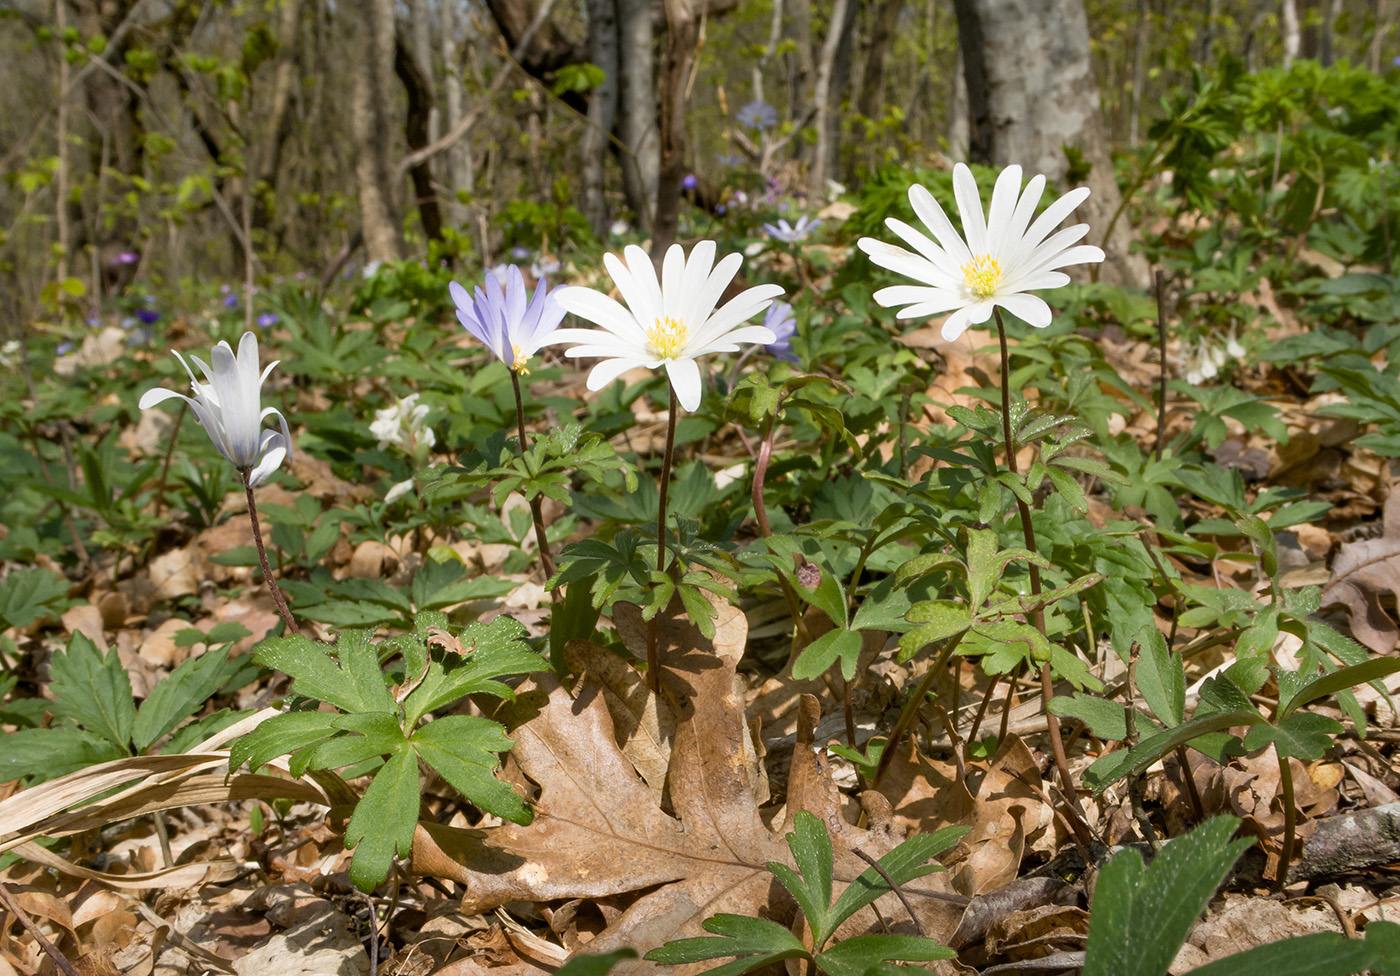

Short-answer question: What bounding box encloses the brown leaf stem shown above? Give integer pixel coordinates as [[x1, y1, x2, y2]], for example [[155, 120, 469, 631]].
[[509, 369, 558, 593]]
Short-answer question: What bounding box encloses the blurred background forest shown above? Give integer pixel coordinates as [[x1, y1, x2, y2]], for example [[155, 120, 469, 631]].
[[0, 0, 1395, 330]]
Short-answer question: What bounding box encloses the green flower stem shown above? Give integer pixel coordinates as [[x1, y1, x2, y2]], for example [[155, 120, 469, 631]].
[[646, 384, 681, 694], [993, 308, 1090, 846], [509, 369, 557, 587], [242, 470, 299, 635]]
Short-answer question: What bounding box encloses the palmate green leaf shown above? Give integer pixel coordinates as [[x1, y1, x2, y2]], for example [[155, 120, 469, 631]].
[[291, 712, 408, 776], [983, 572, 1105, 618], [1083, 816, 1254, 976], [827, 825, 968, 933], [0, 567, 71, 629], [229, 710, 345, 772], [1242, 712, 1343, 762], [344, 746, 420, 891], [1134, 625, 1186, 727], [814, 934, 955, 976], [0, 725, 129, 782], [413, 715, 531, 825], [133, 647, 243, 753], [645, 914, 807, 976], [899, 601, 971, 661], [48, 631, 136, 751], [792, 629, 862, 682], [769, 811, 833, 944], [403, 616, 544, 724], [253, 630, 396, 715]]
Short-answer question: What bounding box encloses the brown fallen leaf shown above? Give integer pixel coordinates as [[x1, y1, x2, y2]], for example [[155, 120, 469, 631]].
[[1322, 483, 1400, 653], [410, 600, 968, 974]]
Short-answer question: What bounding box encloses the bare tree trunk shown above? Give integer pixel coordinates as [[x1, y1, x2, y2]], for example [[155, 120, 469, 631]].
[[810, 0, 855, 190], [787, 0, 812, 134], [55, 0, 71, 287], [408, 0, 439, 143], [352, 0, 404, 262], [1370, 0, 1396, 73], [1319, 0, 1341, 65], [856, 0, 904, 126], [652, 0, 698, 256], [440, 0, 473, 227], [395, 23, 444, 243], [582, 0, 620, 236], [1282, 0, 1300, 67], [619, 0, 659, 228], [954, 0, 1148, 288], [948, 46, 969, 160], [1129, 0, 1148, 145]]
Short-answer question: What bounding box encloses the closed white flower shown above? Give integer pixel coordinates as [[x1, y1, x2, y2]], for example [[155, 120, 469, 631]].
[[371, 393, 435, 454], [139, 331, 292, 487]]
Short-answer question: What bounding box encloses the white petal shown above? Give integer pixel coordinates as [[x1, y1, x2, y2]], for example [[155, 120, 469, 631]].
[[952, 163, 989, 254], [689, 251, 742, 328], [139, 386, 190, 410], [663, 357, 703, 412], [1017, 186, 1091, 259], [688, 284, 783, 350], [660, 244, 687, 322], [1004, 173, 1047, 255], [586, 357, 652, 391], [906, 186, 973, 266], [996, 293, 1052, 328], [552, 288, 648, 345], [681, 240, 720, 317], [941, 306, 979, 342], [261, 406, 295, 468], [859, 237, 956, 288], [984, 165, 1023, 256]]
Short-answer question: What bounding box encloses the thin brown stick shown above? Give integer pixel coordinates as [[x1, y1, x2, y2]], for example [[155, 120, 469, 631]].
[[243, 471, 299, 634], [1154, 269, 1168, 462], [0, 882, 83, 976], [152, 400, 188, 519], [872, 632, 964, 790], [851, 848, 926, 937]]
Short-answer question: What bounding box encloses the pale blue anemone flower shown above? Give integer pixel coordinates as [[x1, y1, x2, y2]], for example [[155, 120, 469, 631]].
[[763, 301, 798, 364], [449, 264, 566, 373], [139, 331, 292, 487], [737, 100, 778, 131], [763, 215, 823, 243]]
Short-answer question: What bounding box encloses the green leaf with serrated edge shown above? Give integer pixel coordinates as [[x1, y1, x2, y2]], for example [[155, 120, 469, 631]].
[[995, 469, 1035, 506], [1242, 712, 1343, 762], [894, 552, 963, 585], [253, 634, 361, 712], [1048, 694, 1128, 741], [133, 648, 241, 752], [0, 568, 70, 629], [791, 562, 847, 628], [1089, 710, 1259, 795], [552, 949, 637, 976], [292, 713, 408, 776], [229, 710, 343, 772], [1049, 644, 1103, 691], [1082, 816, 1253, 976], [983, 573, 1105, 618], [1237, 515, 1278, 577], [646, 928, 806, 976], [344, 746, 420, 892], [792, 629, 862, 682], [677, 583, 718, 640], [1184, 931, 1376, 976], [775, 811, 833, 943], [977, 479, 1002, 523], [338, 629, 398, 715], [401, 617, 544, 726], [48, 631, 136, 751], [815, 935, 955, 976], [850, 575, 916, 633], [0, 725, 128, 782], [1134, 626, 1185, 727], [1281, 657, 1400, 718], [413, 715, 530, 824], [828, 825, 968, 932], [1046, 465, 1088, 513], [966, 528, 1000, 609]]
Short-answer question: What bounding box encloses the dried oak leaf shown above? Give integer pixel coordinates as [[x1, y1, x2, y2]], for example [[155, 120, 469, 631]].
[[1323, 486, 1400, 653], [410, 600, 967, 973]]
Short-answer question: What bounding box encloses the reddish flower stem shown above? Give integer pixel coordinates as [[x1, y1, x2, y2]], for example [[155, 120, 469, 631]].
[[243, 470, 299, 635]]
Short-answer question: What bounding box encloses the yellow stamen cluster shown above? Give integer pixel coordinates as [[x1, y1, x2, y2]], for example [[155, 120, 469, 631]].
[[511, 344, 530, 375], [961, 253, 1003, 299], [647, 316, 689, 360]]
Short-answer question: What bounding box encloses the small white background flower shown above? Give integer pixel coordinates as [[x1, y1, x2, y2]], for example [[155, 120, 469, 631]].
[[546, 242, 783, 411], [858, 163, 1105, 341], [370, 392, 436, 455], [139, 331, 292, 487]]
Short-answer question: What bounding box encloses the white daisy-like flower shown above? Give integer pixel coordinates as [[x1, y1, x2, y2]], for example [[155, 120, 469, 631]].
[[545, 242, 783, 412], [857, 163, 1106, 342]]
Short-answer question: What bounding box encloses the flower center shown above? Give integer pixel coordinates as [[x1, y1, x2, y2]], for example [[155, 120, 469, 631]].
[[647, 316, 689, 360], [961, 253, 1003, 299], [511, 344, 530, 375]]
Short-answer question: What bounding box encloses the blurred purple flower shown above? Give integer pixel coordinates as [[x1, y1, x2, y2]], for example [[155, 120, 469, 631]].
[[257, 312, 279, 328], [223, 293, 239, 309], [763, 215, 823, 243], [762, 301, 798, 364], [57, 342, 74, 356], [682, 174, 699, 190], [111, 251, 139, 267], [449, 265, 567, 373], [716, 204, 727, 215], [736, 100, 778, 131], [511, 246, 532, 260], [136, 309, 161, 325]]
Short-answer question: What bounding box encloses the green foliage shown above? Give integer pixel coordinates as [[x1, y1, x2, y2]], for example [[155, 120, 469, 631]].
[[645, 811, 965, 976], [231, 612, 545, 891]]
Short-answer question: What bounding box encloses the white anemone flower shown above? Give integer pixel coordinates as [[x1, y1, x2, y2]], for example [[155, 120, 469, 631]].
[[857, 163, 1106, 341], [139, 331, 292, 487], [546, 242, 783, 412]]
